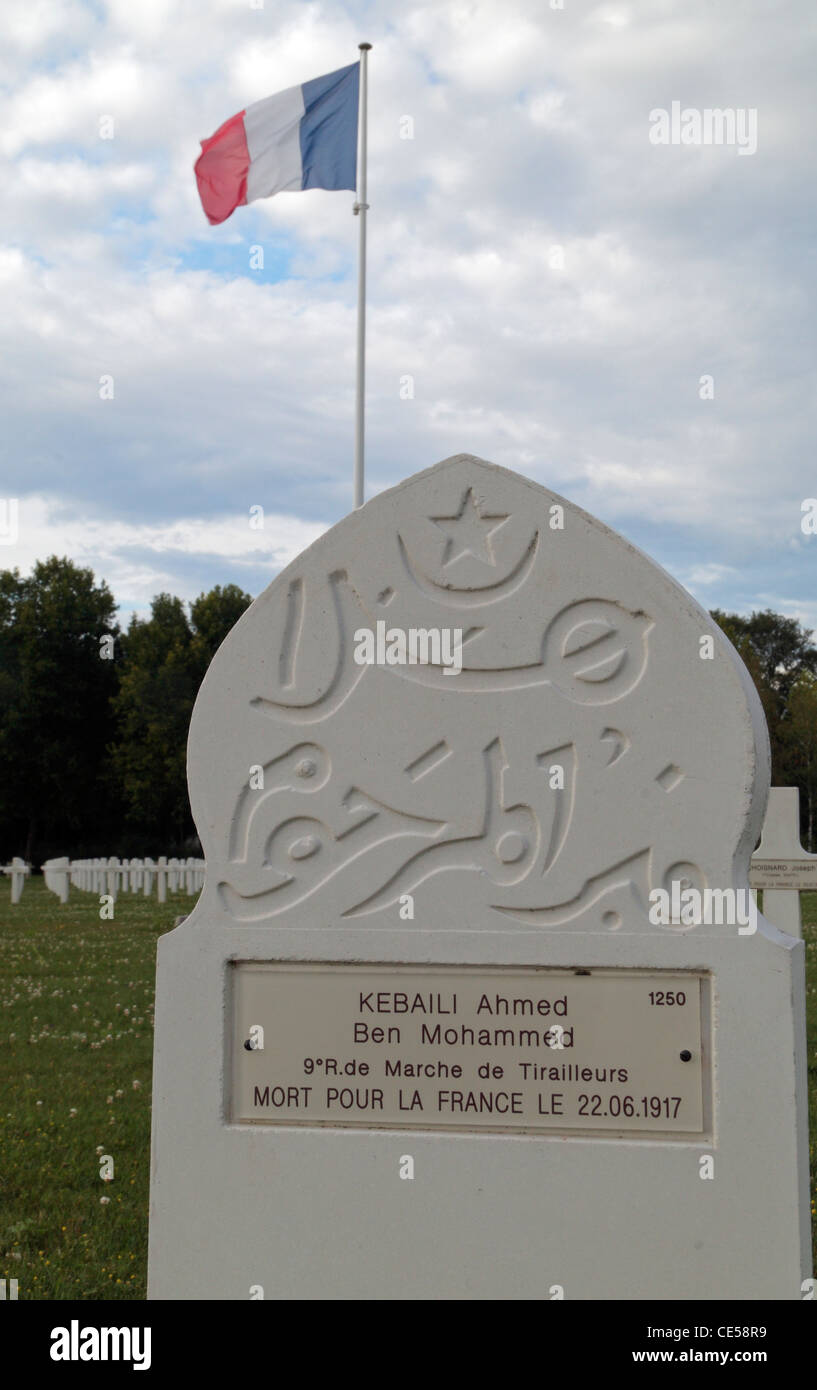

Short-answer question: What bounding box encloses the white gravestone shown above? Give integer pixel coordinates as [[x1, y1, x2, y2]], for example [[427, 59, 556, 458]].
[[750, 786, 817, 940], [148, 455, 811, 1300], [2, 857, 29, 904], [156, 856, 167, 903], [105, 856, 120, 901], [42, 857, 70, 904], [143, 858, 155, 896]]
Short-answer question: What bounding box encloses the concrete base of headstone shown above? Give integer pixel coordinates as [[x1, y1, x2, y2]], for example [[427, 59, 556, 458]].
[[150, 920, 809, 1299], [148, 455, 811, 1300]]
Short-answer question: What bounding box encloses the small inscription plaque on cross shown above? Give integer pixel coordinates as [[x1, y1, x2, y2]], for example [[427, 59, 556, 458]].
[[749, 787, 817, 938]]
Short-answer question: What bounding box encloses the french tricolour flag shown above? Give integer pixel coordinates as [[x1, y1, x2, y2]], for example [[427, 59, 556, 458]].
[[195, 62, 359, 225]]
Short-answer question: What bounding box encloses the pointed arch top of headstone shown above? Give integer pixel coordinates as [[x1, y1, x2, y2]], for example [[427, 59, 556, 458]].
[[188, 453, 770, 934]]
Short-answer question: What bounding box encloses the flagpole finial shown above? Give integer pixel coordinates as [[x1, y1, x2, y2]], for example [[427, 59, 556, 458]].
[[359, 42, 372, 50]]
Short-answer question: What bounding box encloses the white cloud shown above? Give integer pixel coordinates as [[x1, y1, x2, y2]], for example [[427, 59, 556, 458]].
[[683, 563, 738, 587], [0, 495, 327, 613], [0, 52, 158, 156], [15, 157, 155, 203], [0, 0, 814, 627], [0, 0, 92, 60]]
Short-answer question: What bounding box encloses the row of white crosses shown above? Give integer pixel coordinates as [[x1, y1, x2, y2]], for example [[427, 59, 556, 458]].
[[33, 856, 205, 905], [67, 856, 204, 903], [4, 792, 816, 932]]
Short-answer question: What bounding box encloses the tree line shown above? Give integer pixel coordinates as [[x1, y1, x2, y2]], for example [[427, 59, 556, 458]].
[[710, 609, 817, 848], [0, 557, 816, 862], [0, 557, 252, 862]]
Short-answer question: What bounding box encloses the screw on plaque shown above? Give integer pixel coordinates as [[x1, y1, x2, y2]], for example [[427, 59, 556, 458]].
[[244, 1039, 254, 1051], [680, 1050, 692, 1062]]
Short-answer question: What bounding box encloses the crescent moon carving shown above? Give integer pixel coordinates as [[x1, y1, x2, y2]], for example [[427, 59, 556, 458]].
[[397, 530, 539, 607]]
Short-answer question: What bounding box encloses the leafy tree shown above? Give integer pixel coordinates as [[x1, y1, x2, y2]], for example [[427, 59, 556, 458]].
[[711, 608, 817, 786], [725, 610, 817, 698], [109, 584, 252, 845], [109, 595, 194, 844], [710, 610, 777, 735], [778, 671, 817, 850], [0, 557, 119, 861], [189, 584, 254, 680]]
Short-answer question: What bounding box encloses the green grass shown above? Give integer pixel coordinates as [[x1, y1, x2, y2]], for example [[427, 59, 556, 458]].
[[0, 879, 815, 1300], [0, 878, 183, 1300]]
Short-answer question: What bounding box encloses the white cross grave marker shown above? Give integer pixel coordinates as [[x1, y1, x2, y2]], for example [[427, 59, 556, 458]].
[[2, 857, 30, 904], [42, 856, 71, 904], [750, 786, 817, 939]]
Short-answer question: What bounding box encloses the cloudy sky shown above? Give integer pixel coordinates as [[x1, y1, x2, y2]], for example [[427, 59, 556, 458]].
[[2, 0, 816, 627]]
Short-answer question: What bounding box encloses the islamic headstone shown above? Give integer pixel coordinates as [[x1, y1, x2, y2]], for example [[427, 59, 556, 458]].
[[148, 455, 811, 1300], [750, 786, 817, 939]]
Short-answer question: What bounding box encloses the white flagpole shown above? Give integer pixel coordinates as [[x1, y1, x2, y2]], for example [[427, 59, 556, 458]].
[[353, 42, 371, 509]]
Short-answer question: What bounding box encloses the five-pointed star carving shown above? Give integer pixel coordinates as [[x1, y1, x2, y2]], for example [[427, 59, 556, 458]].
[[431, 489, 509, 566]]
